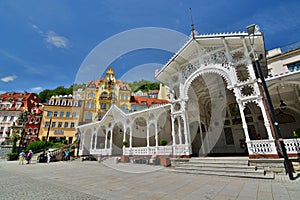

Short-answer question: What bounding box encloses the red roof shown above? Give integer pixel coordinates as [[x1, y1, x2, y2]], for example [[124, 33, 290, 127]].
[[0, 92, 41, 111], [130, 96, 168, 106]]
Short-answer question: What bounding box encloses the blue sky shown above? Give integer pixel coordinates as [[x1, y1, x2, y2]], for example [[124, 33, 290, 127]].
[[1, 0, 300, 94]]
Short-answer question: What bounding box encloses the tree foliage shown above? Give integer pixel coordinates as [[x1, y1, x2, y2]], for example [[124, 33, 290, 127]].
[[126, 80, 160, 92], [38, 81, 159, 102], [38, 84, 85, 102]]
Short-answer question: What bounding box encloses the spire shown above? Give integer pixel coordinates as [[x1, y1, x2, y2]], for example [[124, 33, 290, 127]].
[[189, 8, 196, 39]]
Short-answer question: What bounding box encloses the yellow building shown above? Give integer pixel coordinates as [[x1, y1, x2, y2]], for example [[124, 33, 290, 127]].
[[81, 81, 98, 123], [77, 68, 131, 122], [39, 94, 81, 144]]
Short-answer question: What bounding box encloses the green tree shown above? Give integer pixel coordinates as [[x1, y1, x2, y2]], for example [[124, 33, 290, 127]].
[[38, 84, 86, 102], [126, 80, 160, 92]]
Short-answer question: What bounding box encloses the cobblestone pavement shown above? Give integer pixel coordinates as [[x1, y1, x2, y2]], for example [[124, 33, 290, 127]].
[[0, 159, 300, 200]]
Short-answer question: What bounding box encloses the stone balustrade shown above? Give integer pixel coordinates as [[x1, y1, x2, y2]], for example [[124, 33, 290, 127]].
[[283, 138, 300, 155], [247, 139, 278, 158]]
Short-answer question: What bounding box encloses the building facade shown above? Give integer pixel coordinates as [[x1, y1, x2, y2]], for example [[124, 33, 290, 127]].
[[77, 30, 300, 160], [0, 92, 41, 143], [39, 95, 81, 144], [75, 67, 131, 123], [25, 106, 43, 143]]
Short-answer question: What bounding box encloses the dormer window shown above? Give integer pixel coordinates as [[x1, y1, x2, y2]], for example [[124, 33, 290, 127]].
[[15, 102, 22, 110]]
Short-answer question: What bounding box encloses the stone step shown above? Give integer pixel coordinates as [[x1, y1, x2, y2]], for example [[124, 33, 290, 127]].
[[169, 168, 274, 179], [178, 163, 257, 170], [189, 157, 249, 165], [170, 157, 274, 179], [174, 166, 263, 174]]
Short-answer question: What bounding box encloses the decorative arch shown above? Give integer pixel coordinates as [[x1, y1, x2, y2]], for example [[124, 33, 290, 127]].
[[183, 64, 234, 99], [268, 80, 300, 91]]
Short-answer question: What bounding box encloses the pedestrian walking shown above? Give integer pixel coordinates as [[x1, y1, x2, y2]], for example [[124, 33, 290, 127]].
[[19, 150, 26, 165], [65, 150, 70, 161], [47, 151, 51, 164], [61, 150, 65, 161], [26, 150, 33, 164]]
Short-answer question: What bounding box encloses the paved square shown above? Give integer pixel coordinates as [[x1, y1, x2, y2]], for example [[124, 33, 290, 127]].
[[0, 159, 299, 199]]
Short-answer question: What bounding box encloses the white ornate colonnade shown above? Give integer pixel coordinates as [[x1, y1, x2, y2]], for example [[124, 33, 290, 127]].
[[78, 31, 300, 158]]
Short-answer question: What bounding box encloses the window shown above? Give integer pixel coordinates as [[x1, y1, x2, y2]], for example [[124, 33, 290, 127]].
[[15, 103, 22, 110], [72, 112, 76, 118], [224, 128, 234, 145], [9, 116, 14, 121], [91, 102, 95, 109], [34, 128, 38, 133], [53, 111, 58, 117], [64, 122, 68, 128], [287, 61, 300, 71], [28, 128, 32, 133], [85, 102, 90, 108], [35, 117, 40, 123], [85, 112, 93, 120], [88, 92, 95, 98], [110, 93, 115, 99], [101, 92, 108, 98], [74, 101, 78, 107], [58, 122, 62, 128], [66, 112, 70, 118], [70, 122, 75, 128], [47, 111, 52, 117], [51, 122, 56, 128], [45, 122, 50, 128], [101, 103, 106, 109], [60, 111, 64, 117], [3, 116, 7, 121]]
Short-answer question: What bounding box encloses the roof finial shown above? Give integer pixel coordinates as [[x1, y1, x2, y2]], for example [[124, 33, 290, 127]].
[[189, 8, 196, 38]]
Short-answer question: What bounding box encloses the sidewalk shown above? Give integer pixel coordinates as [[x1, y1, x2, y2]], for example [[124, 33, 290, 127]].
[[0, 159, 300, 200]]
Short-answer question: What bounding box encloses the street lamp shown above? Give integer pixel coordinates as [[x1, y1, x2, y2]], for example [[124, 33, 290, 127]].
[[39, 103, 53, 157], [246, 24, 294, 180], [43, 110, 52, 155]]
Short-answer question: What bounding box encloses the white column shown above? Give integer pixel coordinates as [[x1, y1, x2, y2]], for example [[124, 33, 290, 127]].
[[129, 126, 133, 148], [109, 129, 113, 155], [94, 128, 98, 150], [155, 122, 158, 147], [171, 116, 176, 145], [89, 130, 94, 152], [146, 122, 150, 147], [146, 122, 150, 155], [80, 132, 85, 150], [122, 124, 126, 143], [258, 99, 274, 140], [105, 129, 108, 149], [182, 113, 189, 145], [238, 103, 250, 142], [177, 117, 182, 145]]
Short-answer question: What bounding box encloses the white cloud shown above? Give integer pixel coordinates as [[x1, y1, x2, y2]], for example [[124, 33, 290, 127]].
[[30, 23, 69, 49], [31, 86, 42, 91], [45, 31, 69, 48], [1, 75, 17, 82]]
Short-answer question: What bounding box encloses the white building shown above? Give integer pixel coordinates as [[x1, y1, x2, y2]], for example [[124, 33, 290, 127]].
[[77, 30, 300, 161]]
